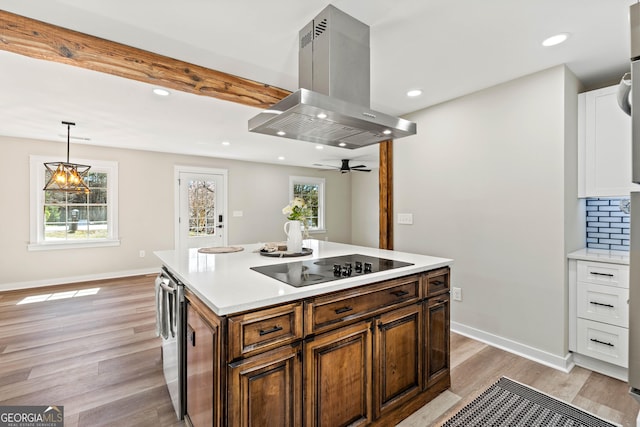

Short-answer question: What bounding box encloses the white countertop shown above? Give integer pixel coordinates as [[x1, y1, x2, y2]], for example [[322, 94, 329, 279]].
[[155, 240, 453, 316], [567, 248, 630, 265]]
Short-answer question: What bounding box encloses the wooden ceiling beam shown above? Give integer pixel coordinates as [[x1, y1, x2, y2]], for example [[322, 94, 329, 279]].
[[0, 10, 291, 109]]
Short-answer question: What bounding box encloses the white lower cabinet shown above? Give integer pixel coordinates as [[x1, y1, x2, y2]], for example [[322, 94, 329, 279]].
[[576, 318, 629, 367], [576, 282, 629, 328], [569, 258, 630, 379]]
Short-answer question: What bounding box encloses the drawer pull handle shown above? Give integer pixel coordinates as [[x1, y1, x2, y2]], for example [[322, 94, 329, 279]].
[[590, 338, 614, 347], [589, 272, 614, 277], [259, 325, 283, 336], [431, 281, 444, 286], [589, 301, 614, 308], [335, 306, 353, 315], [391, 290, 409, 297]]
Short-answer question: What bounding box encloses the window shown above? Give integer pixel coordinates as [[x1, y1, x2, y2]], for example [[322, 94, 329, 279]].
[[29, 156, 119, 250], [289, 176, 325, 231]]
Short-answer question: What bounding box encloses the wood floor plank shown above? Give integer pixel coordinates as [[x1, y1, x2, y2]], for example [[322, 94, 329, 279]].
[[0, 275, 185, 427]]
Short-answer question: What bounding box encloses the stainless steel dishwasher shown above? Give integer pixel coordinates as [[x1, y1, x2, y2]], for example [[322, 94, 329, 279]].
[[155, 267, 185, 420]]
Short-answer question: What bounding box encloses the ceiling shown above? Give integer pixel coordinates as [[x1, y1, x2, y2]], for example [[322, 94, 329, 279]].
[[0, 0, 636, 170]]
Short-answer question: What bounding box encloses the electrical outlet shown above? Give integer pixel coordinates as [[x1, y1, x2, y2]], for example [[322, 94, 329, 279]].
[[452, 287, 462, 301], [139, 250, 146, 258]]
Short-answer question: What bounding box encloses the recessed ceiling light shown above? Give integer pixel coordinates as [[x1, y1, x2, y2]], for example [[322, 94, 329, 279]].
[[277, 131, 286, 136], [221, 141, 230, 146], [407, 89, 422, 97], [152, 88, 170, 96], [542, 33, 569, 47], [339, 142, 347, 147], [278, 156, 285, 161], [383, 129, 392, 135], [317, 113, 327, 119], [315, 145, 324, 150]]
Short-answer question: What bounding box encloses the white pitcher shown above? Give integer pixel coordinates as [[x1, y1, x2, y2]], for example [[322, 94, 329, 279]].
[[284, 220, 303, 253]]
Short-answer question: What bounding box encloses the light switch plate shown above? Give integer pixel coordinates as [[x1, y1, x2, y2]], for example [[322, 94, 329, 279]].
[[233, 210, 244, 217], [397, 213, 413, 225]]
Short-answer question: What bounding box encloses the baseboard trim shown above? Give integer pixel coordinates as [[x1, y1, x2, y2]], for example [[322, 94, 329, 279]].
[[451, 321, 574, 373], [571, 352, 628, 382], [0, 267, 160, 292]]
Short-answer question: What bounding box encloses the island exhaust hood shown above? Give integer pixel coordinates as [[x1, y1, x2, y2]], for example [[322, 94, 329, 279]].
[[248, 5, 417, 149]]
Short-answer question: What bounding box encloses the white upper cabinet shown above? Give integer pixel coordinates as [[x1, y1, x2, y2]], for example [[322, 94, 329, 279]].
[[578, 84, 640, 197]]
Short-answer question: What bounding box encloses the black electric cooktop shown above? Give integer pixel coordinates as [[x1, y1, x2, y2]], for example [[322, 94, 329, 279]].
[[250, 254, 414, 287]]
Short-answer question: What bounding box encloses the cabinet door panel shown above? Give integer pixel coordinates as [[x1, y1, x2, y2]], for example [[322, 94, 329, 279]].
[[186, 303, 216, 427], [374, 304, 422, 418], [304, 321, 372, 427], [228, 345, 302, 427], [583, 85, 640, 196], [425, 295, 450, 387]]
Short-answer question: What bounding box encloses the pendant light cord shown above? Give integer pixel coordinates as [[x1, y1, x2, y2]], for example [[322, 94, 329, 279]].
[[62, 121, 75, 163]]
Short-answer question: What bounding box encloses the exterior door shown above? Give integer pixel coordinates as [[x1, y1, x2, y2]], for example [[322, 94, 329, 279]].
[[176, 167, 227, 249]]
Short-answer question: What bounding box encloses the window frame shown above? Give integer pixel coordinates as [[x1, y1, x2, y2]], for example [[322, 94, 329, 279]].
[[289, 175, 325, 232], [29, 155, 120, 251]]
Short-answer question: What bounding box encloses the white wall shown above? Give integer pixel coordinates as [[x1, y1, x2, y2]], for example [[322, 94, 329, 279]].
[[394, 66, 582, 360], [351, 170, 379, 248], [0, 135, 352, 289]]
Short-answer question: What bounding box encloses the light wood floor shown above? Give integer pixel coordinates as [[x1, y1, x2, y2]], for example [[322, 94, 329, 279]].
[[0, 275, 638, 426]]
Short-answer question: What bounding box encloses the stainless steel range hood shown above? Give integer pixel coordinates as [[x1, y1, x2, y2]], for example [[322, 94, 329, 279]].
[[248, 5, 417, 149]]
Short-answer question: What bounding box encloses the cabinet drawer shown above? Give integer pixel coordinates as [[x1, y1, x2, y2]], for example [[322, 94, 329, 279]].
[[576, 318, 628, 368], [577, 261, 629, 288], [577, 282, 629, 327], [424, 268, 450, 297], [228, 302, 302, 361], [304, 275, 420, 335]]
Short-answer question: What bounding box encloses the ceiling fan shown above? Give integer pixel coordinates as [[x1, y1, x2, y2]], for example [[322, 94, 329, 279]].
[[313, 159, 372, 173]]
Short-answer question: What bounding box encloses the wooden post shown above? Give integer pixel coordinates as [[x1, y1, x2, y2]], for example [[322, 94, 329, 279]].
[[379, 140, 393, 250]]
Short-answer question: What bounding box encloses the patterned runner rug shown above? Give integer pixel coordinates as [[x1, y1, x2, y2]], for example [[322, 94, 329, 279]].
[[443, 377, 619, 427]]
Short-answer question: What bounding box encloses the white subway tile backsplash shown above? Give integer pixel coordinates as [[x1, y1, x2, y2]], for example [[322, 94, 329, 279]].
[[585, 198, 630, 252]]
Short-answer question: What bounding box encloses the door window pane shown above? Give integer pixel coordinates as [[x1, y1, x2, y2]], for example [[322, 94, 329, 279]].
[[188, 180, 217, 236]]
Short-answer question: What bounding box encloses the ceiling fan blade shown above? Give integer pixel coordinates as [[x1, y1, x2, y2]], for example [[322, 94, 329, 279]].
[[350, 165, 368, 169], [352, 168, 371, 172], [313, 163, 341, 169]]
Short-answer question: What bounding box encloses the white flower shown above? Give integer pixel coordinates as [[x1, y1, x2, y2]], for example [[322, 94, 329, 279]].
[[292, 197, 305, 208], [282, 197, 310, 221]]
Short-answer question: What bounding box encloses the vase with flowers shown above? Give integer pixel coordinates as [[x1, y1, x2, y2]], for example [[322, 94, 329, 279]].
[[282, 197, 310, 253]]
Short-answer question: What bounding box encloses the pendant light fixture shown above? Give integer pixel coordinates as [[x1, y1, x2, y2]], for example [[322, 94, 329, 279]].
[[43, 121, 91, 193]]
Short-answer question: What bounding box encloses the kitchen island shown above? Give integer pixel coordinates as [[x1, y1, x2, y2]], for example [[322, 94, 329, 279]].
[[155, 240, 453, 427]]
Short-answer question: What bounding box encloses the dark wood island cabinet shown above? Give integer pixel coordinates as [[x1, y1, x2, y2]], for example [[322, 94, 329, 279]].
[[182, 267, 450, 427]]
